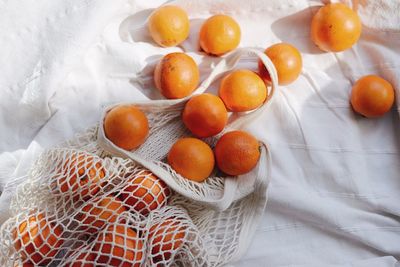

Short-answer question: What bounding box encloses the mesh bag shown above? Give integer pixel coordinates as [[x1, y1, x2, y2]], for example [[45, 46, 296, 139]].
[[0, 47, 277, 266]]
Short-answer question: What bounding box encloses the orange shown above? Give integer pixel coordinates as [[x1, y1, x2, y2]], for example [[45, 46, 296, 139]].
[[199, 15, 241, 56], [350, 75, 395, 118], [154, 52, 200, 99], [76, 196, 127, 234], [258, 43, 302, 85], [219, 70, 267, 112], [13, 212, 64, 266], [93, 224, 143, 267], [311, 3, 362, 52], [104, 105, 149, 150], [65, 251, 96, 267], [182, 93, 228, 138], [214, 131, 260, 176], [58, 152, 105, 201], [149, 219, 187, 264], [167, 138, 214, 182], [148, 5, 190, 47], [119, 171, 170, 215]]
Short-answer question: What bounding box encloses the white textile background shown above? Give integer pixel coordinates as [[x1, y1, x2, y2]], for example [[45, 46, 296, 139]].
[[0, 0, 399, 266]]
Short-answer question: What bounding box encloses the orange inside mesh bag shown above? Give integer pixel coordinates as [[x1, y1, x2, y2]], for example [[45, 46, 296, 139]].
[[0, 47, 275, 266]]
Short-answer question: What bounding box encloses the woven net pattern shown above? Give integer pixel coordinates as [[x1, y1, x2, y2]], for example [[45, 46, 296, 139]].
[[0, 47, 276, 266]]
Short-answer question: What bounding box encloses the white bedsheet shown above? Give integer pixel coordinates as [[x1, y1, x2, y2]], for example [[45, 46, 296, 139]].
[[0, 0, 399, 266]]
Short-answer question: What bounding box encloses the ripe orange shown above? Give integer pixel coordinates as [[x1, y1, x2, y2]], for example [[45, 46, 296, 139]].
[[219, 70, 267, 112], [65, 251, 96, 267], [311, 3, 362, 52], [199, 15, 241, 56], [104, 105, 149, 150], [258, 43, 302, 85], [182, 93, 228, 138], [350, 75, 395, 118], [119, 171, 170, 215], [149, 219, 187, 264], [167, 138, 214, 182], [154, 52, 200, 99], [58, 152, 105, 201], [148, 5, 190, 47], [76, 196, 127, 234], [214, 131, 260, 176], [93, 224, 143, 267], [13, 213, 64, 266]]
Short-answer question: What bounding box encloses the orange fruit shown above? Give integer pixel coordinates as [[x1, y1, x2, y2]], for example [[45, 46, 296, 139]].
[[13, 212, 64, 266], [65, 251, 96, 267], [219, 69, 267, 112], [350, 75, 395, 118], [149, 219, 187, 264], [258, 43, 302, 85], [214, 131, 260, 176], [167, 138, 214, 182], [76, 196, 127, 234], [104, 105, 149, 150], [58, 152, 105, 201], [93, 224, 143, 267], [148, 5, 190, 47], [182, 93, 228, 138], [154, 52, 200, 99], [311, 3, 362, 52], [199, 14, 241, 56], [119, 171, 170, 215]]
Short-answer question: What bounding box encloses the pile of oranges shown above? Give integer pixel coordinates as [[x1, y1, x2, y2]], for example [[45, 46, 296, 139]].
[[11, 2, 396, 267], [149, 3, 395, 119], [105, 7, 275, 182], [13, 154, 176, 266]]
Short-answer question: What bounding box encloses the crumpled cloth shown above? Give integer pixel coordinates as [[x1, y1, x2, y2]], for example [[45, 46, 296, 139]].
[[0, 0, 399, 266]]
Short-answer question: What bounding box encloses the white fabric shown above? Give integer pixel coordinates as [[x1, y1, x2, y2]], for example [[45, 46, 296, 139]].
[[0, 0, 399, 266]]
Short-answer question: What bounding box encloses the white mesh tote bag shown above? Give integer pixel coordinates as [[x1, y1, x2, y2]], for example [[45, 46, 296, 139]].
[[0, 47, 277, 267]]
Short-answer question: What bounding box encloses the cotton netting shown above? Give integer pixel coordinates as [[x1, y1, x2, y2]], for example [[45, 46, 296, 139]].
[[0, 47, 276, 266]]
